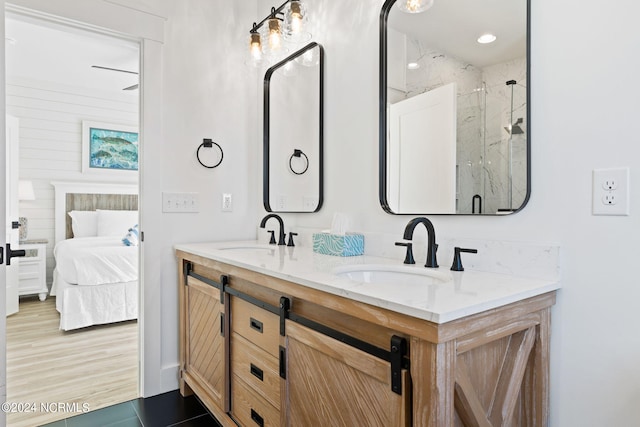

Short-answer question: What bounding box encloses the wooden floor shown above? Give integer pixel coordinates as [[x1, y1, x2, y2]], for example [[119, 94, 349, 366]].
[[6, 297, 139, 427]]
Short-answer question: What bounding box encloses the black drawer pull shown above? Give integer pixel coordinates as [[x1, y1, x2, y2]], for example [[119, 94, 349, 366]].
[[250, 363, 264, 381], [250, 317, 263, 333], [251, 409, 264, 426]]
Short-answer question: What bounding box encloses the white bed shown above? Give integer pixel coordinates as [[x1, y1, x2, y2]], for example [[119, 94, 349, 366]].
[[50, 181, 139, 331]]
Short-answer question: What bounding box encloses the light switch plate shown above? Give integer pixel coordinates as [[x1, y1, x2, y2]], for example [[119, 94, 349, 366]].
[[222, 193, 233, 212], [162, 192, 200, 213]]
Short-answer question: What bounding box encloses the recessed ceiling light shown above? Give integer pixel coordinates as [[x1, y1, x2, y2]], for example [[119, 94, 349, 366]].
[[407, 62, 420, 70], [477, 34, 497, 44]]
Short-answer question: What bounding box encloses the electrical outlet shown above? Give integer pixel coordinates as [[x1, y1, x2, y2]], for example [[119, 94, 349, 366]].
[[276, 195, 286, 210], [592, 168, 629, 216], [602, 179, 619, 191], [222, 193, 233, 212]]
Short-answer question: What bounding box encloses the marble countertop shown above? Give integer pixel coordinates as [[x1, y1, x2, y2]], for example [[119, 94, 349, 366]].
[[175, 240, 560, 324]]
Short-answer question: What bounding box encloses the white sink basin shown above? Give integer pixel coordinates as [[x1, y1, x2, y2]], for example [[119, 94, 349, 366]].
[[332, 264, 451, 286]]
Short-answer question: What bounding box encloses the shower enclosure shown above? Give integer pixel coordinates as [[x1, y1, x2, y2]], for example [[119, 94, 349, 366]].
[[456, 78, 527, 214]]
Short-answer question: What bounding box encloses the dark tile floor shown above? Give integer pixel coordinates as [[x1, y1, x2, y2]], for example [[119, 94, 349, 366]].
[[40, 390, 222, 427]]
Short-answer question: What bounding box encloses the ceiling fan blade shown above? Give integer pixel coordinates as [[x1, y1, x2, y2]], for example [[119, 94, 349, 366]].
[[92, 65, 139, 75], [123, 84, 139, 91]]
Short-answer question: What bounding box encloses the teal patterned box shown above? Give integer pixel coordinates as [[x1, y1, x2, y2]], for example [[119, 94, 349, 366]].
[[312, 232, 364, 257]]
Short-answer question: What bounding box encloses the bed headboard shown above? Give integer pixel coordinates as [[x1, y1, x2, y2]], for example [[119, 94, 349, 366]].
[[51, 181, 138, 246]]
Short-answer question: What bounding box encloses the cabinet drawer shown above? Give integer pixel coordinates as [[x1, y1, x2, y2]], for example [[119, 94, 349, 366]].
[[18, 277, 43, 293], [232, 377, 279, 427], [231, 297, 280, 357], [231, 332, 280, 408], [19, 262, 40, 275]]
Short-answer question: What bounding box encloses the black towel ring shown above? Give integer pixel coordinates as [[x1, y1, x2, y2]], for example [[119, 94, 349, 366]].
[[197, 138, 223, 169], [289, 149, 309, 175]]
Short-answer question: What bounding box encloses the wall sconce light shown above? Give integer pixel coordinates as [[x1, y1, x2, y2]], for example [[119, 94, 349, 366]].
[[398, 0, 434, 14], [248, 0, 311, 67]]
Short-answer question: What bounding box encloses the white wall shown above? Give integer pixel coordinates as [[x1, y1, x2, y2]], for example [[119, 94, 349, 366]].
[[275, 0, 640, 425], [157, 0, 259, 388], [7, 77, 138, 284]]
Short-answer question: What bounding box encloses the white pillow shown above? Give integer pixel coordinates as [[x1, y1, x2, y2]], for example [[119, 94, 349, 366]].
[[96, 210, 139, 237], [68, 211, 98, 237]]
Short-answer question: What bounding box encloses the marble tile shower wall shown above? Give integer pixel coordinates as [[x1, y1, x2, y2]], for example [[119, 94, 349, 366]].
[[398, 38, 526, 214]]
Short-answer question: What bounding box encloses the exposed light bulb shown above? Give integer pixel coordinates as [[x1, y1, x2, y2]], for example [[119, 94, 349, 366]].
[[284, 0, 311, 42], [268, 18, 282, 50], [250, 33, 262, 61], [407, 62, 420, 70], [290, 2, 303, 34], [399, 0, 434, 14], [290, 15, 302, 34]]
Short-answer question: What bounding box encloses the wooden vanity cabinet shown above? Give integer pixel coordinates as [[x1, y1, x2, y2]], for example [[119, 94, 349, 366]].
[[177, 252, 555, 427]]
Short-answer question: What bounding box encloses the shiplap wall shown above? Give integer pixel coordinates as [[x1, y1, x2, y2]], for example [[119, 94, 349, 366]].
[[6, 76, 138, 286]]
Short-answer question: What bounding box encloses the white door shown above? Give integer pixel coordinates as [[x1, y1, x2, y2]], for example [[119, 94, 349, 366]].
[[388, 83, 457, 213], [5, 115, 19, 316]]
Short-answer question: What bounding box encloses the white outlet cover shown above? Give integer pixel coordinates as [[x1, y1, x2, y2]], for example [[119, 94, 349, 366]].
[[592, 168, 629, 216]]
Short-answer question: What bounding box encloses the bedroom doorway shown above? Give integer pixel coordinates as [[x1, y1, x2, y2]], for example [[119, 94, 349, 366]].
[[4, 11, 141, 427]]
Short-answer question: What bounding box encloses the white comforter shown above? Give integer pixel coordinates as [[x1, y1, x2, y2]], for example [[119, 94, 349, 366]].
[[53, 236, 138, 286]]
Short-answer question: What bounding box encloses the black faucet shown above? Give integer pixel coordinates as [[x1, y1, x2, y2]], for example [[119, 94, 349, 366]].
[[259, 214, 286, 245], [402, 217, 438, 268]]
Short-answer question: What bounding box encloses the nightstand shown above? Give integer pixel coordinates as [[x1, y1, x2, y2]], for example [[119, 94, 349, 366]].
[[18, 239, 48, 301]]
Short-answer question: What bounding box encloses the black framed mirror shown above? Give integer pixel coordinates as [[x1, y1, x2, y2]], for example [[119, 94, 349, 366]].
[[264, 42, 323, 213], [380, 0, 530, 215]]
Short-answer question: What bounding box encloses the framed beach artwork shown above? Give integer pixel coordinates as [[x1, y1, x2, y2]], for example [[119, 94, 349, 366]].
[[82, 121, 139, 175]]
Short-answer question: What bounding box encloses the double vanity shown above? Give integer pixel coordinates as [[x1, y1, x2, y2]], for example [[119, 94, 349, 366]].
[[177, 0, 545, 422], [176, 232, 558, 426]]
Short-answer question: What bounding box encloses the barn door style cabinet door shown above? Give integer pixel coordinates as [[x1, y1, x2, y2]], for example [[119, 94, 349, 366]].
[[284, 320, 410, 426], [179, 263, 228, 418]]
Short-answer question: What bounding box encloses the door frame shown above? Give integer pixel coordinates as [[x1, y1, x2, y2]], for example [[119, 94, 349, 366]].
[[1, 1, 167, 417]]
